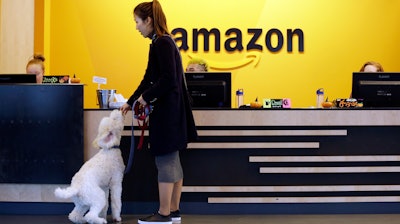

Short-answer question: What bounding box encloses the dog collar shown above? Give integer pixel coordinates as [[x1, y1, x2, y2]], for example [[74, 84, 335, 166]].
[[111, 145, 119, 149]]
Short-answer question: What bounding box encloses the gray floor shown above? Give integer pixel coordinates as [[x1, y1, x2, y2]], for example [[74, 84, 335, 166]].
[[2, 214, 400, 224]]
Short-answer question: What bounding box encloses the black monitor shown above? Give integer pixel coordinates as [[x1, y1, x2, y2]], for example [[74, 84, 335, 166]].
[[352, 72, 400, 107], [185, 72, 231, 108], [0, 74, 36, 84]]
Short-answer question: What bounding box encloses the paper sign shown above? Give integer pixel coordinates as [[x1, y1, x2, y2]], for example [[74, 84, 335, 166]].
[[92, 76, 107, 84]]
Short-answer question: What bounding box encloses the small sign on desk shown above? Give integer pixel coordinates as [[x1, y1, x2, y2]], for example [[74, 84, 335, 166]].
[[263, 98, 291, 108], [42, 75, 70, 84]]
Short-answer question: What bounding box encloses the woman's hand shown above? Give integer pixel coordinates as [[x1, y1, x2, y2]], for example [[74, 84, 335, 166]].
[[120, 103, 132, 115]]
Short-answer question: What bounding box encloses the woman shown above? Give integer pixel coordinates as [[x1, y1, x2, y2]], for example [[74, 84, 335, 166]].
[[350, 61, 385, 97], [359, 61, 384, 72], [26, 54, 45, 84], [186, 57, 208, 72], [120, 1, 197, 223]]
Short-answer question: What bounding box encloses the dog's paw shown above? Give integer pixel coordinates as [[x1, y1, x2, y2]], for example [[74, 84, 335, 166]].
[[69, 211, 86, 223], [85, 215, 107, 224], [113, 216, 122, 222]]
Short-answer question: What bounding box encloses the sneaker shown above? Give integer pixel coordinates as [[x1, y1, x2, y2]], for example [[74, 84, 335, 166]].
[[170, 210, 181, 223], [138, 212, 172, 224]]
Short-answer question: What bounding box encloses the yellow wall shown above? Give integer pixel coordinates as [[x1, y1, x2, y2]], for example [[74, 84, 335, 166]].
[[42, 0, 400, 108]]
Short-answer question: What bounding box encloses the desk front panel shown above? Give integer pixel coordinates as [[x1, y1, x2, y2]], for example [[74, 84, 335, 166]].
[[0, 85, 83, 184], [84, 109, 400, 208]]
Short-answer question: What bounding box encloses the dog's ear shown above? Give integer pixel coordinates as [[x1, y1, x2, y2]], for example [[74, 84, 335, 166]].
[[93, 117, 114, 149], [92, 110, 124, 149]]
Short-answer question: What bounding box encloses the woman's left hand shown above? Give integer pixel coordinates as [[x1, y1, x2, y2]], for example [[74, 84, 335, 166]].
[[120, 103, 131, 115]]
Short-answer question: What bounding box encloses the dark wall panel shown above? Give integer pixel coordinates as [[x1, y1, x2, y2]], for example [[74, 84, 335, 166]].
[[0, 84, 83, 184]]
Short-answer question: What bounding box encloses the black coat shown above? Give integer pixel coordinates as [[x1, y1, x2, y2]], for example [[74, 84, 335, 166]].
[[127, 35, 198, 156]]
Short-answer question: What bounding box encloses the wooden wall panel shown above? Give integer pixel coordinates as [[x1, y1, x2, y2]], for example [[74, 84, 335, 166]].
[[0, 0, 34, 73]]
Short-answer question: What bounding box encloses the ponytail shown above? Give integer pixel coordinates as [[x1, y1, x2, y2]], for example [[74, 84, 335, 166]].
[[152, 0, 169, 37], [134, 0, 169, 37]]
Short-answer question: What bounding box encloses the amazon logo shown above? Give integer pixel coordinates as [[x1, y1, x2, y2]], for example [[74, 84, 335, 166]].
[[172, 27, 304, 70]]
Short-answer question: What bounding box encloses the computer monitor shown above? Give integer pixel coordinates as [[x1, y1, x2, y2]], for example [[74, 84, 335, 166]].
[[185, 72, 231, 108], [0, 74, 36, 84], [352, 72, 400, 107]]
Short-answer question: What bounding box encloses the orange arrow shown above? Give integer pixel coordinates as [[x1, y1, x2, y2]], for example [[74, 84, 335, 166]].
[[188, 52, 261, 71]]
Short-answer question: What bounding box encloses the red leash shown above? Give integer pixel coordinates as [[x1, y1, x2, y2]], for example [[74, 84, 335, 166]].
[[133, 101, 152, 150]]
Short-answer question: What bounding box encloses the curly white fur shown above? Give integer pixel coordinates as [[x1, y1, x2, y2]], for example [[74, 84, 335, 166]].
[[55, 110, 126, 224]]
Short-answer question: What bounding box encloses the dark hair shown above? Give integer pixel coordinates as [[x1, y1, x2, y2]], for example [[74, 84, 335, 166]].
[[134, 0, 169, 37]]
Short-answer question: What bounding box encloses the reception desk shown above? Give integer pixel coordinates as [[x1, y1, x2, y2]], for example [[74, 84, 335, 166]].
[[2, 108, 400, 214]]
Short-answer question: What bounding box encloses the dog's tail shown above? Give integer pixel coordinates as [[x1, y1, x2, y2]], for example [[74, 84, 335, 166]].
[[54, 186, 78, 199]]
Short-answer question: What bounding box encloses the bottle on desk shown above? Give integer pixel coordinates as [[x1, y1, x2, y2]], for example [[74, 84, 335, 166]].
[[236, 89, 244, 108], [316, 88, 324, 108]]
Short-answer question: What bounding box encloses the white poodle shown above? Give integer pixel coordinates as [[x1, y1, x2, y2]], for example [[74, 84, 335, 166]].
[[55, 109, 126, 224]]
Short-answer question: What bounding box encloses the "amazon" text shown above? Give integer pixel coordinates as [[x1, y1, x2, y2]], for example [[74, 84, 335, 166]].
[[172, 28, 304, 53]]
